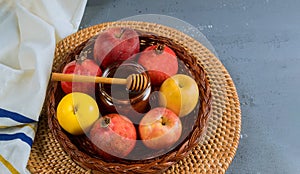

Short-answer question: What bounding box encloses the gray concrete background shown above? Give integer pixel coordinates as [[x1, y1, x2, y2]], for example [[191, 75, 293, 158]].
[[80, 0, 300, 173]]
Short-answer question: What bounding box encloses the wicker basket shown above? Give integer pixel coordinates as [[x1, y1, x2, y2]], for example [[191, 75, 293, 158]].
[[46, 28, 212, 173]]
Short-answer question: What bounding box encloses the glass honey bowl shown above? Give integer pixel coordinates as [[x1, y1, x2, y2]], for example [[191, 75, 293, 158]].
[[98, 61, 151, 124]]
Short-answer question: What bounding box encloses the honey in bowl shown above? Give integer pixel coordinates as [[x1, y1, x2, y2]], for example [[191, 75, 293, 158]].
[[98, 60, 151, 124]]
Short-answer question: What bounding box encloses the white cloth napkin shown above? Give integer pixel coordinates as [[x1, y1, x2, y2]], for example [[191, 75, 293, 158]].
[[0, 0, 87, 173]]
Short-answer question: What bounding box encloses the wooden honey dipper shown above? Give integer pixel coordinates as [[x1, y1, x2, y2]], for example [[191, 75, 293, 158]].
[[51, 72, 149, 92]]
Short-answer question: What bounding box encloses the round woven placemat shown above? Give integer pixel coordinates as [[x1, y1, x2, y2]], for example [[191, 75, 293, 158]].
[[27, 21, 241, 174]]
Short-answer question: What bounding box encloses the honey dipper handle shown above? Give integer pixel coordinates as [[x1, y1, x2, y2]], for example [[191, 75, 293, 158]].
[[51, 73, 127, 85]]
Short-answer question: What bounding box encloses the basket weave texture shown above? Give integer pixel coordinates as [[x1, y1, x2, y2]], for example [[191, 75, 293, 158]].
[[27, 21, 241, 174]]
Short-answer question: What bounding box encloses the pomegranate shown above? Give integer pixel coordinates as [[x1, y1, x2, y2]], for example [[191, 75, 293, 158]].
[[138, 44, 178, 86], [61, 56, 102, 95], [89, 114, 137, 159]]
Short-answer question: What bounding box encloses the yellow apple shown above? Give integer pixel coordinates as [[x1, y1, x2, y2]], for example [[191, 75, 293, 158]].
[[159, 74, 199, 117], [56, 92, 99, 135]]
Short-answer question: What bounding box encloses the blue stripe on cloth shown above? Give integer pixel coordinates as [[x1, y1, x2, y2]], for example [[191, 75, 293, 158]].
[[0, 108, 35, 124], [0, 133, 33, 147]]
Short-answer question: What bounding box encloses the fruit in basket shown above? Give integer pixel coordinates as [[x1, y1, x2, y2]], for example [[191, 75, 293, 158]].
[[61, 56, 102, 94], [89, 114, 137, 158], [139, 107, 182, 150], [56, 92, 99, 135], [138, 44, 178, 86], [93, 27, 140, 69], [159, 74, 199, 117]]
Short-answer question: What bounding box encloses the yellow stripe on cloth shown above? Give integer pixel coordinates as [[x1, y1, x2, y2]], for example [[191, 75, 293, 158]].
[[0, 123, 37, 132], [0, 154, 20, 174]]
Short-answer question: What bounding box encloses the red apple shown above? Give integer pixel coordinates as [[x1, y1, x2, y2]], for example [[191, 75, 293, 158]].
[[93, 27, 140, 69], [89, 114, 137, 158], [139, 107, 182, 150], [138, 45, 178, 86], [61, 56, 102, 95]]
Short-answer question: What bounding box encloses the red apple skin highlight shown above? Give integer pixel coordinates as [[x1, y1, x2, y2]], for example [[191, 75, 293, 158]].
[[139, 107, 182, 150], [89, 114, 137, 158], [93, 27, 140, 69]]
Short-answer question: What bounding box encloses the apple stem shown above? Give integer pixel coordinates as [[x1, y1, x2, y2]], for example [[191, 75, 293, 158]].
[[155, 44, 165, 55], [161, 117, 166, 126], [100, 117, 110, 128], [73, 105, 78, 115], [115, 28, 126, 38], [178, 83, 184, 88]]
